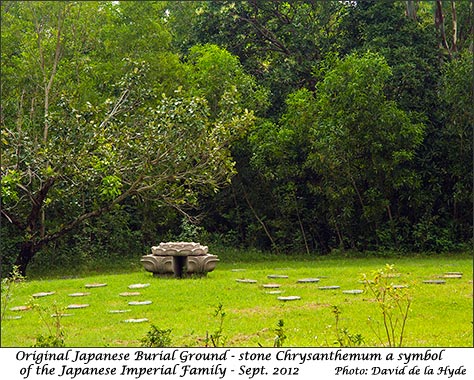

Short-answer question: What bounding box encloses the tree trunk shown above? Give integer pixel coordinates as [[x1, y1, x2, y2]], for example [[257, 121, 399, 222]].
[[14, 241, 38, 277], [435, 0, 451, 57], [451, 0, 457, 53], [406, 0, 417, 20]]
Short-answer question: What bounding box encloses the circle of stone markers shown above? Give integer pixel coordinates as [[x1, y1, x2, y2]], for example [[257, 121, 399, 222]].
[[67, 304, 89, 309], [119, 292, 141, 297], [128, 283, 150, 289], [318, 286, 340, 290], [236, 279, 257, 283], [342, 290, 364, 294], [84, 283, 107, 288], [123, 318, 148, 323], [267, 275, 289, 279], [278, 296, 301, 301], [423, 280, 446, 284], [128, 300, 152, 306], [297, 278, 320, 283], [68, 292, 90, 297], [32, 291, 55, 298]]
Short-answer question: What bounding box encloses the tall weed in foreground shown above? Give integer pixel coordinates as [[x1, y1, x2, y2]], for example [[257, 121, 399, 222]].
[[205, 303, 227, 347], [326, 305, 365, 347], [140, 325, 173, 347], [362, 264, 412, 347], [1, 266, 25, 322], [273, 319, 287, 347], [30, 301, 66, 347]]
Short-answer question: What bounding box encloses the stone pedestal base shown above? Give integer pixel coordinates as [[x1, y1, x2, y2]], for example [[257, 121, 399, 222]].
[[141, 254, 219, 278]]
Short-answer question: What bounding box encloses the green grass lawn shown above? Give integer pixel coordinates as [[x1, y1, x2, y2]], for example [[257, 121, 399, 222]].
[[1, 254, 472, 347]]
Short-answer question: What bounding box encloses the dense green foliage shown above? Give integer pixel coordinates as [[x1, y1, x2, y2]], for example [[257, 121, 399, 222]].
[[1, 1, 473, 275]]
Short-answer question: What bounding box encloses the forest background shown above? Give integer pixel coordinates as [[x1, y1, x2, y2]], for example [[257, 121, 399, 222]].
[[1, 0, 473, 277]]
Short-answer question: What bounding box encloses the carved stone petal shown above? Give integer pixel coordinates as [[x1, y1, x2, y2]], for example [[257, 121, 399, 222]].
[[186, 254, 219, 273], [140, 255, 174, 274]]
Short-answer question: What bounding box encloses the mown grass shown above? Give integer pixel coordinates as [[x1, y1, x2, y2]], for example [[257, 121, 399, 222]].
[[1, 253, 472, 347]]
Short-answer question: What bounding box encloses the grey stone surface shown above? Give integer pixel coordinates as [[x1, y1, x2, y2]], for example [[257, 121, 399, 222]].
[[278, 296, 301, 301], [142, 242, 219, 277], [85, 283, 107, 288], [423, 280, 446, 284], [267, 275, 289, 279], [32, 291, 55, 298], [123, 318, 149, 323], [151, 242, 208, 256], [342, 290, 364, 294], [442, 274, 462, 279], [297, 278, 320, 283], [10, 306, 31, 311], [236, 279, 257, 283], [262, 283, 281, 288], [128, 283, 150, 289], [67, 304, 90, 309], [318, 286, 340, 290], [68, 292, 90, 297], [128, 300, 152, 306], [119, 292, 141, 297]]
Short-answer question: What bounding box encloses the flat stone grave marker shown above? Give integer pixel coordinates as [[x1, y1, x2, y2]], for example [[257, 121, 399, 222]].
[[262, 283, 281, 288], [442, 274, 462, 279], [67, 304, 89, 309], [267, 275, 289, 279], [318, 286, 340, 290], [445, 272, 463, 276], [85, 283, 107, 288], [231, 269, 246, 272], [68, 292, 90, 297], [32, 291, 55, 298], [123, 318, 149, 323], [128, 283, 150, 289], [392, 285, 409, 289], [278, 296, 301, 301], [423, 280, 446, 284], [297, 278, 320, 283], [10, 306, 31, 312], [266, 290, 283, 294], [109, 309, 131, 314], [383, 273, 401, 278], [5, 316, 22, 320], [236, 279, 257, 284], [119, 292, 141, 297], [342, 290, 364, 294], [51, 313, 73, 318], [128, 300, 152, 306]]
